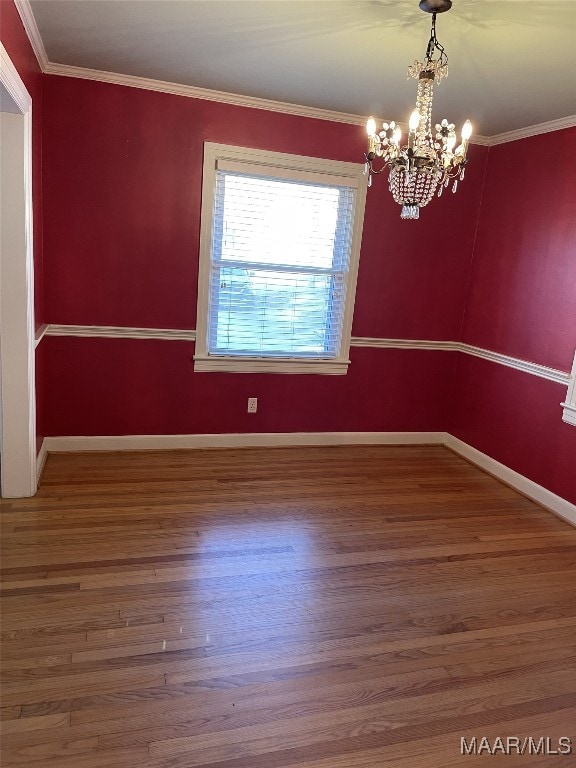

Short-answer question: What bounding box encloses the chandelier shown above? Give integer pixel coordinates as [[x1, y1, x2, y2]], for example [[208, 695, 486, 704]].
[[364, 0, 472, 220]]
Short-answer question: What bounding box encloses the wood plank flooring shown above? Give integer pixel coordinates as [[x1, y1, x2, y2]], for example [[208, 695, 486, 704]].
[[1, 445, 575, 767]]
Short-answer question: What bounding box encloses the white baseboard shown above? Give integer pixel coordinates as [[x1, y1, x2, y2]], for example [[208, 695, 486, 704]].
[[44, 431, 446, 452], [36, 438, 48, 485], [444, 434, 576, 528]]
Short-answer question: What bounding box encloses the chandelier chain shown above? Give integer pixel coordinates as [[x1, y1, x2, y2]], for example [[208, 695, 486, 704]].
[[426, 13, 448, 68]]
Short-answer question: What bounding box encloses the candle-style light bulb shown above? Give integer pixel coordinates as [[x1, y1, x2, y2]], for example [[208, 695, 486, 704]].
[[392, 126, 402, 145], [461, 120, 473, 141], [409, 109, 420, 132], [366, 117, 377, 156]]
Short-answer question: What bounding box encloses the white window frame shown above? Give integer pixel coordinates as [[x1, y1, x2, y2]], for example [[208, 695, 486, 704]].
[[561, 350, 576, 426], [194, 143, 367, 375]]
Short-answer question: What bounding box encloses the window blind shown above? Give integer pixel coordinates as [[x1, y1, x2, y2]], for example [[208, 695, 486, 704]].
[[207, 169, 356, 359]]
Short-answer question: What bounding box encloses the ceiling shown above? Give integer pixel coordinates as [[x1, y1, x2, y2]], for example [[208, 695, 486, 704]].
[[29, 0, 576, 137]]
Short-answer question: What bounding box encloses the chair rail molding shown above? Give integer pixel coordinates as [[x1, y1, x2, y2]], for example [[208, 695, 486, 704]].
[[40, 325, 571, 386]]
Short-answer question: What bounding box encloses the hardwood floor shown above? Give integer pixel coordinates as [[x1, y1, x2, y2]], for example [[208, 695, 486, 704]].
[[1, 445, 575, 767]]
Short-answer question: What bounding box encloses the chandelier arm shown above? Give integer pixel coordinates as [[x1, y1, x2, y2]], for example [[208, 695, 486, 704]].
[[442, 160, 467, 179], [364, 155, 393, 175]]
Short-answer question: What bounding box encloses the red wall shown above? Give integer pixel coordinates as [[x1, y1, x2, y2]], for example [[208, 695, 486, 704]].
[[451, 129, 576, 505], [461, 130, 576, 371], [0, 0, 44, 453], [41, 339, 455, 437], [40, 75, 486, 437], [42, 76, 486, 338], [19, 41, 575, 505], [450, 356, 576, 504]]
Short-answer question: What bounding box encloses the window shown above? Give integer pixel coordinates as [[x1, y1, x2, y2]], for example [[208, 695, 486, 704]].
[[194, 144, 367, 374], [562, 350, 576, 426]]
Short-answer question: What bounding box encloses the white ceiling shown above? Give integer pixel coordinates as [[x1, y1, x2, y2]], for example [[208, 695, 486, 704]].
[[29, 0, 576, 137]]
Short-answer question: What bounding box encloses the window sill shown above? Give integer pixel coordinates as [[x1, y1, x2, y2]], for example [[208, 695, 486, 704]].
[[561, 402, 576, 426], [193, 355, 350, 375]]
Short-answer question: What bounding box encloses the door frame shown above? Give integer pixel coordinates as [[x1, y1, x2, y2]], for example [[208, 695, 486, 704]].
[[0, 42, 37, 498]]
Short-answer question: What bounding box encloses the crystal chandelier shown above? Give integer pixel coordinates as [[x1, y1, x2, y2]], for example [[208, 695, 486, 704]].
[[364, 0, 472, 220]]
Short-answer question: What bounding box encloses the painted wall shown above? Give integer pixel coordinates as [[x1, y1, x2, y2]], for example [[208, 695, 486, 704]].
[[40, 75, 486, 437], [0, 0, 44, 454], [41, 338, 455, 437], [451, 129, 576, 504], [14, 37, 573, 504]]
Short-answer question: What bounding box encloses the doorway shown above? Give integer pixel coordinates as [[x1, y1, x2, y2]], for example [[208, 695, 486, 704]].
[[0, 44, 37, 497]]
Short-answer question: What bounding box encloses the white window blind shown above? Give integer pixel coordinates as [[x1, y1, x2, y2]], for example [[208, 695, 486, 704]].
[[207, 169, 356, 359]]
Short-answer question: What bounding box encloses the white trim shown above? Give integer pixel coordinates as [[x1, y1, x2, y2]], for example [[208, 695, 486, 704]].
[[41, 62, 573, 148], [352, 338, 570, 384], [192, 356, 349, 376], [0, 48, 37, 498], [44, 61, 368, 128], [459, 343, 570, 386], [216, 159, 359, 188], [36, 438, 47, 484], [34, 323, 47, 347], [46, 324, 196, 342], [0, 43, 32, 113], [42, 62, 499, 144], [194, 142, 367, 376], [561, 350, 576, 426], [562, 403, 576, 427], [352, 337, 460, 352], [36, 64, 575, 148], [487, 116, 576, 146], [40, 325, 571, 385], [445, 434, 576, 528], [202, 143, 367, 187], [44, 431, 445, 452], [13, 0, 49, 72]]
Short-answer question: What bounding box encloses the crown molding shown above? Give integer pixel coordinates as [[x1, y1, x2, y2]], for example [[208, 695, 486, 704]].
[[487, 115, 576, 146], [42, 61, 497, 144], [13, 0, 573, 146], [14, 0, 48, 72], [41, 62, 574, 148], [0, 41, 31, 112], [43, 62, 368, 128]]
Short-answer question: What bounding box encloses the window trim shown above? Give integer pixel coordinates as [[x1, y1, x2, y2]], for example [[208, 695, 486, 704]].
[[194, 142, 367, 374], [561, 350, 576, 426]]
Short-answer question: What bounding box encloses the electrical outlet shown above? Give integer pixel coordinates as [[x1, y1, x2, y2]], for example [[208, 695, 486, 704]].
[[247, 397, 258, 413]]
